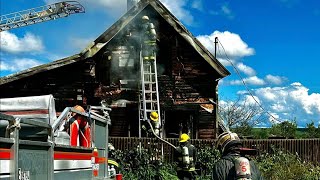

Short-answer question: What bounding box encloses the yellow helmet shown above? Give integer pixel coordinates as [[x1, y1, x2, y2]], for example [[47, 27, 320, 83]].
[[150, 111, 159, 121], [179, 133, 190, 142], [216, 132, 241, 153]]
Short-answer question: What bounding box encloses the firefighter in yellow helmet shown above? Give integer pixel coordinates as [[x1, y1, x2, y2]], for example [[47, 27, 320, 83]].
[[213, 131, 263, 180], [141, 111, 160, 136], [149, 111, 160, 136], [174, 133, 197, 180]]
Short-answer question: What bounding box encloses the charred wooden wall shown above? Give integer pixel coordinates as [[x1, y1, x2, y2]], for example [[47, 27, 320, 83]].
[[0, 59, 99, 112], [0, 7, 222, 139], [157, 18, 220, 139]]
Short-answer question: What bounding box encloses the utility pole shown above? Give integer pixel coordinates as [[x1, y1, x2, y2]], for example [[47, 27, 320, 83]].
[[214, 37, 218, 57]]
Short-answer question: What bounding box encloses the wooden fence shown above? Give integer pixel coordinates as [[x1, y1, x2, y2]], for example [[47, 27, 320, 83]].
[[109, 137, 320, 163]]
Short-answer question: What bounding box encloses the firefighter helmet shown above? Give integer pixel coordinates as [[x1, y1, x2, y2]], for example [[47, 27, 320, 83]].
[[108, 143, 115, 151], [142, 15, 149, 21], [73, 105, 85, 113], [150, 111, 159, 121], [72, 105, 85, 117], [216, 132, 242, 153], [179, 133, 190, 143]]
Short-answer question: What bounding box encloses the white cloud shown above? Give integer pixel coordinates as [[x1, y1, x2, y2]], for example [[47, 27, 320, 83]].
[[243, 94, 260, 105], [196, 31, 255, 63], [209, 3, 234, 19], [236, 62, 256, 76], [221, 4, 234, 19], [45, 0, 194, 24], [0, 31, 44, 53], [268, 113, 281, 124], [243, 76, 265, 86], [68, 37, 94, 50], [230, 76, 265, 86], [265, 74, 287, 85], [191, 0, 203, 11], [0, 58, 42, 72], [288, 82, 320, 114], [160, 0, 194, 25], [252, 82, 320, 126], [196, 31, 289, 89], [91, 0, 126, 12]]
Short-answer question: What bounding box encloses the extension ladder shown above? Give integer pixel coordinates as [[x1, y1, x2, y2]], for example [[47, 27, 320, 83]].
[[139, 54, 161, 128]]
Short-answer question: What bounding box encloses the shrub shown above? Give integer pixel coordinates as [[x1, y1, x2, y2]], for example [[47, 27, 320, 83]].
[[113, 147, 179, 180], [113, 145, 320, 179], [196, 146, 220, 178], [255, 147, 320, 180]]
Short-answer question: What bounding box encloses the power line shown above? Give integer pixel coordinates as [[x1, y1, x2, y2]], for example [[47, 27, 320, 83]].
[[216, 38, 281, 124]]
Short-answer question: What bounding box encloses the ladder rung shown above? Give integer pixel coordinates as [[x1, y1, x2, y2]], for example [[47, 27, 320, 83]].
[[143, 100, 158, 103], [144, 73, 155, 75], [145, 90, 157, 93], [140, 110, 158, 114], [143, 82, 156, 84], [145, 109, 158, 112]]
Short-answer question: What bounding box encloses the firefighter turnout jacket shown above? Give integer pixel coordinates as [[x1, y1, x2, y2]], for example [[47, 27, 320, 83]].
[[175, 143, 197, 171], [141, 16, 157, 61], [212, 153, 264, 180]]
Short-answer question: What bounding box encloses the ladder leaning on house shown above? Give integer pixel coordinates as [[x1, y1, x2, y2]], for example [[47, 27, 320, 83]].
[[139, 51, 161, 134], [138, 15, 162, 138]]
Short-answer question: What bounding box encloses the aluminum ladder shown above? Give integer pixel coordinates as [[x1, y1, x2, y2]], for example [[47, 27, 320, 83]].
[[138, 53, 164, 161], [0, 1, 85, 32], [139, 55, 161, 132]]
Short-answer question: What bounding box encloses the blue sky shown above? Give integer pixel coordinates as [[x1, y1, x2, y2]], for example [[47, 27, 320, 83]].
[[1, 0, 320, 127]]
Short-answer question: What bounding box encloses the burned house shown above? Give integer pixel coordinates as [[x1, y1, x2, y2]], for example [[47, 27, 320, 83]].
[[0, 0, 230, 139]]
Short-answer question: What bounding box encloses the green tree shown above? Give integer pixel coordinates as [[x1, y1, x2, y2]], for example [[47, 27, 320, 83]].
[[253, 128, 270, 139], [270, 120, 297, 138], [232, 121, 253, 137], [305, 121, 317, 138]]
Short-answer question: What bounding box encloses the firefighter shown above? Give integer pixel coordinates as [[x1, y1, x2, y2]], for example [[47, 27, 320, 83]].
[[174, 133, 197, 180], [68, 105, 91, 147], [108, 143, 120, 177], [213, 131, 264, 180], [141, 15, 157, 61], [149, 111, 160, 136], [141, 111, 160, 136]]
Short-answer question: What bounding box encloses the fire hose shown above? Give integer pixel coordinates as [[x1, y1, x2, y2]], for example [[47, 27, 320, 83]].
[[146, 120, 177, 149]]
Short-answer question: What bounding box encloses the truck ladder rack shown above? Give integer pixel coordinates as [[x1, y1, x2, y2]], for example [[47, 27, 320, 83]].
[[0, 1, 85, 31]]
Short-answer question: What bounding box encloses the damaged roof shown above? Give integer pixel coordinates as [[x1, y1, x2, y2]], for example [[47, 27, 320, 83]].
[[0, 0, 230, 85]]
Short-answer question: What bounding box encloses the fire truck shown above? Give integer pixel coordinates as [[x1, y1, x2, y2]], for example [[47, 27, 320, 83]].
[[0, 94, 122, 180]]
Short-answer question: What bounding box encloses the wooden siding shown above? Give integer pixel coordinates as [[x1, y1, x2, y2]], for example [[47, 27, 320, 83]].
[[197, 110, 216, 139], [0, 60, 99, 112], [0, 7, 222, 139]]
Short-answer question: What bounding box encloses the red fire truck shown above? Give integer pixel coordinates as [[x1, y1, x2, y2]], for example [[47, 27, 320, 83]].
[[0, 94, 122, 180]]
